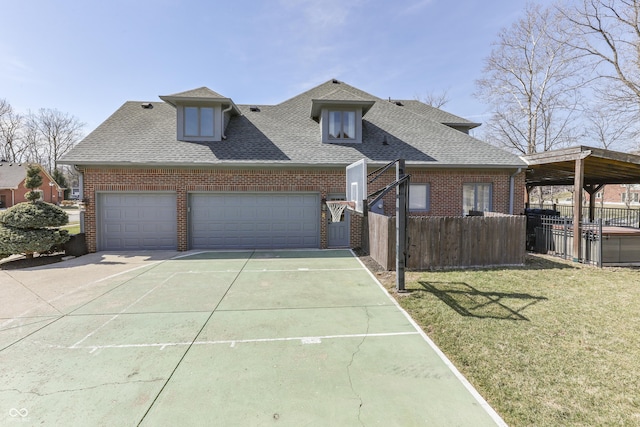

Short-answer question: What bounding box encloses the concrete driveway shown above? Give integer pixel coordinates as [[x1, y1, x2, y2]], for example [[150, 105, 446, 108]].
[[0, 250, 505, 426]]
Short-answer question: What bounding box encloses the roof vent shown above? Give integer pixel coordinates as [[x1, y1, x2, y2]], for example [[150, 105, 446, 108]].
[[332, 79, 340, 84], [249, 106, 260, 112], [141, 103, 153, 109]]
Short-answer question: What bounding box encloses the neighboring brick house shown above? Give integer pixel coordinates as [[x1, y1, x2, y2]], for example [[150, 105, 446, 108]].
[[60, 79, 526, 253], [591, 184, 640, 206], [0, 161, 64, 208]]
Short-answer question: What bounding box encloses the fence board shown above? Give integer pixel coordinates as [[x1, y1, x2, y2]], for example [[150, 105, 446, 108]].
[[369, 214, 526, 270]]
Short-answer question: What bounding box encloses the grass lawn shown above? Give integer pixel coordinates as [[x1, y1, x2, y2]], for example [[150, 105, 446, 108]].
[[374, 255, 640, 426], [59, 223, 80, 234]]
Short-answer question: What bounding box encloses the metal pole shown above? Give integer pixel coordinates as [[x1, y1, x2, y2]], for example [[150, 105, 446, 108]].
[[396, 159, 407, 292], [598, 218, 603, 268]]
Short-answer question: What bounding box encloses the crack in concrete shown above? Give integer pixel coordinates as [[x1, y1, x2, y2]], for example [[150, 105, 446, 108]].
[[346, 306, 371, 426], [0, 378, 164, 397]]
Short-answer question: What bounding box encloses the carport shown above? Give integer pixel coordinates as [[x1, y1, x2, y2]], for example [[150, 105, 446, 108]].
[[522, 145, 640, 261]]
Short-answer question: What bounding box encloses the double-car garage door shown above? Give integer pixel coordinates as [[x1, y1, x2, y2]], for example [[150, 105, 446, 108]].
[[190, 193, 319, 249], [97, 192, 320, 250]]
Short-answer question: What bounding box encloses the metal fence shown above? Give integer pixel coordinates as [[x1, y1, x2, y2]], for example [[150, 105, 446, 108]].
[[529, 203, 640, 228], [534, 216, 603, 267]]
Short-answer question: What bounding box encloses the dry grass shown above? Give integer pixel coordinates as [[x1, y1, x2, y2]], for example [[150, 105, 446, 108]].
[[373, 254, 640, 426]]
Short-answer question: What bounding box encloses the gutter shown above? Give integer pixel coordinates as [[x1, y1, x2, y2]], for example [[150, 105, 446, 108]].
[[509, 168, 523, 215], [221, 104, 235, 140]]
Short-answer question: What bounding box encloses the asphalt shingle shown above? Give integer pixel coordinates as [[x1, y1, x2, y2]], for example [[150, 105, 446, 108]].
[[60, 80, 524, 168]]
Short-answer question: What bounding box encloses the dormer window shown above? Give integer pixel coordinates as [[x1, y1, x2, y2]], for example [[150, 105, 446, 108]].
[[159, 87, 241, 143], [184, 106, 214, 137], [310, 88, 374, 145], [329, 110, 356, 140]]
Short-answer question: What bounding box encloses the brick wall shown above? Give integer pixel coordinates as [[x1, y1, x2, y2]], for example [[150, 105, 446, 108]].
[[80, 166, 525, 252], [368, 167, 525, 217]]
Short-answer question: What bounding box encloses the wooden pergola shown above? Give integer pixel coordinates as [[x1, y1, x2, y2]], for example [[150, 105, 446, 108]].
[[522, 145, 640, 262]]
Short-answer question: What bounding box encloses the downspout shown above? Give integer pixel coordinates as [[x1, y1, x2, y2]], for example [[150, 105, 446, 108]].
[[221, 104, 233, 140], [509, 168, 522, 215], [75, 165, 85, 233]]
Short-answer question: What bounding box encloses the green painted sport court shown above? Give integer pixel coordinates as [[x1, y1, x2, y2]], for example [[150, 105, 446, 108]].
[[1, 250, 505, 426]]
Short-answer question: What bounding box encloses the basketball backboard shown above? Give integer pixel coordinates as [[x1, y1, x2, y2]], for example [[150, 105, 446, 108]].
[[346, 159, 367, 214]]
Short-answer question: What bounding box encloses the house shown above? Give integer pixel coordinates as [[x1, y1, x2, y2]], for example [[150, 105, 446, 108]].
[[591, 184, 640, 207], [0, 161, 64, 208], [60, 79, 526, 253]]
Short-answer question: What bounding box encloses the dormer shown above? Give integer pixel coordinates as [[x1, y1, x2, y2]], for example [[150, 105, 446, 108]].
[[310, 87, 375, 144], [160, 87, 241, 142]]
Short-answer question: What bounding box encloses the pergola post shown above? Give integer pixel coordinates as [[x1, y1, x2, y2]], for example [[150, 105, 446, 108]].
[[572, 158, 584, 262], [584, 184, 604, 223]]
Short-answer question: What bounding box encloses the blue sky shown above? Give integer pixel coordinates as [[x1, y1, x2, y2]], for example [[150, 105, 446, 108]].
[[1, 0, 549, 135]]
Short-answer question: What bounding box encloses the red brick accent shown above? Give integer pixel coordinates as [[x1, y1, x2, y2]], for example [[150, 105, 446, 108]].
[[80, 166, 525, 252]]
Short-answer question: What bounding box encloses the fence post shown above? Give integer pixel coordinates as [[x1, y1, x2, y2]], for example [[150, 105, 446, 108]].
[[563, 217, 568, 260], [598, 218, 603, 268]]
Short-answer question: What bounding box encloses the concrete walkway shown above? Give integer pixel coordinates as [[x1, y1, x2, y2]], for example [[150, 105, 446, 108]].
[[0, 250, 505, 426]]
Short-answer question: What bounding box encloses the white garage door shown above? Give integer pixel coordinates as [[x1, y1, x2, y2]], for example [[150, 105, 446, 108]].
[[190, 193, 320, 249], [98, 193, 177, 251]]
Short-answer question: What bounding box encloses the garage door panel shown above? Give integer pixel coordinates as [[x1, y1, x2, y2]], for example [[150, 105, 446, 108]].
[[98, 193, 177, 251], [190, 193, 319, 249]]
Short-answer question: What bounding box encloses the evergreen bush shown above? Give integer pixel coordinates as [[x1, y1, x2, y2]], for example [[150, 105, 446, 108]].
[[0, 165, 70, 258]]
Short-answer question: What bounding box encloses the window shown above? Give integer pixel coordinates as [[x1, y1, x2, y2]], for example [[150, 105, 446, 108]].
[[463, 183, 492, 214], [328, 111, 356, 139], [409, 184, 430, 212], [184, 106, 214, 137]]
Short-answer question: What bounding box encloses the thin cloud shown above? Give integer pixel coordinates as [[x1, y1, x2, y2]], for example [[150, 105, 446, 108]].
[[397, 0, 434, 16]]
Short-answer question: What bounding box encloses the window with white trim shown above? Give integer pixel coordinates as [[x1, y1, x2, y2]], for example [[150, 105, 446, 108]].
[[463, 183, 492, 214], [184, 106, 214, 137], [409, 183, 430, 212]]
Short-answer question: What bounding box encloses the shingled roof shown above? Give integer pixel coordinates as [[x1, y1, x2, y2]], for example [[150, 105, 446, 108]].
[[60, 79, 524, 168], [0, 161, 30, 189]]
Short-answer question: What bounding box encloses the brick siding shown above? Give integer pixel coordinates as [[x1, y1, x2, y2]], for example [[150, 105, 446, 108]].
[[80, 166, 525, 252]]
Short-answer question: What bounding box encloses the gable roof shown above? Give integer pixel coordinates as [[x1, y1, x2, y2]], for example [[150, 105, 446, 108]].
[[0, 161, 29, 188], [60, 79, 524, 169], [393, 100, 481, 130], [0, 162, 60, 190], [166, 87, 227, 99]]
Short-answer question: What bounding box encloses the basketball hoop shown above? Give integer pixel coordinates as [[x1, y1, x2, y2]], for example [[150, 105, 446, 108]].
[[326, 201, 354, 223]]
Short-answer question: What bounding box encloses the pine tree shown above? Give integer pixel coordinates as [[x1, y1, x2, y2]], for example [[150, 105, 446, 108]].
[[24, 164, 43, 203]]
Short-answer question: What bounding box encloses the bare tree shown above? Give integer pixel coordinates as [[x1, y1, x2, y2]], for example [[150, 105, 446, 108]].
[[414, 89, 450, 108], [475, 3, 585, 155], [0, 99, 24, 162], [561, 0, 640, 109], [24, 109, 84, 174], [583, 101, 637, 149]]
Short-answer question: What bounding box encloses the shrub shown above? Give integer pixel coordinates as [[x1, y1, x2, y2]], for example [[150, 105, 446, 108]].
[[0, 200, 70, 258], [0, 225, 69, 256], [0, 201, 69, 228]]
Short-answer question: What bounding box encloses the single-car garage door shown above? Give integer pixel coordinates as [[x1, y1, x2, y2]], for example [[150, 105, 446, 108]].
[[190, 192, 319, 249], [98, 192, 177, 251]]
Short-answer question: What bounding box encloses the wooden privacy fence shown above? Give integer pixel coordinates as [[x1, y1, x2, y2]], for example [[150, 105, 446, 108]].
[[368, 212, 526, 270]]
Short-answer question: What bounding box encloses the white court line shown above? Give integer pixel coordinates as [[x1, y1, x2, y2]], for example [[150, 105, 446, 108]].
[[351, 250, 509, 427], [0, 261, 162, 330], [66, 331, 420, 353], [175, 268, 364, 274], [70, 272, 177, 349], [242, 268, 364, 273]]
